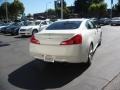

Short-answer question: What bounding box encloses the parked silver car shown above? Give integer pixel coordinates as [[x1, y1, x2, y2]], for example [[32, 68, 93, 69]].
[[111, 17, 120, 26]]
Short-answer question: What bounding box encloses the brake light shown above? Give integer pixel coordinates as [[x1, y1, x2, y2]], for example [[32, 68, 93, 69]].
[[60, 34, 82, 45], [30, 35, 40, 44]]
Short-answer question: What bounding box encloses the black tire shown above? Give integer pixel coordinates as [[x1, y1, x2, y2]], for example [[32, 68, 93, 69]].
[[11, 33, 14, 35], [87, 44, 93, 64], [32, 29, 38, 35], [98, 33, 102, 46]]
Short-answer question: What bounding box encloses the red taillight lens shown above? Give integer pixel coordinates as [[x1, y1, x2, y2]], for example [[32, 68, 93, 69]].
[[30, 35, 40, 44], [60, 34, 82, 45]]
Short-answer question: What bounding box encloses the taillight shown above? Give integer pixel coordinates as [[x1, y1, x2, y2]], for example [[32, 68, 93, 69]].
[[30, 35, 40, 44], [60, 34, 82, 45]]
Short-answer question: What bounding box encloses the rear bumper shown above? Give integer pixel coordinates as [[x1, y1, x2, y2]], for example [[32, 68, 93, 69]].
[[30, 43, 88, 63]]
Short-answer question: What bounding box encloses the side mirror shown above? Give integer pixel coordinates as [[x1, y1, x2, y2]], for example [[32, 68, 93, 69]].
[[96, 25, 101, 28]]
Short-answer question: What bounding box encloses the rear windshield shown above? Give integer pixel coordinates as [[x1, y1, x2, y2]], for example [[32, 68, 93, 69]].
[[46, 21, 81, 30]]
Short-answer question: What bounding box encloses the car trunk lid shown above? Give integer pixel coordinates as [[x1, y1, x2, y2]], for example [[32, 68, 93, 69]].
[[35, 32, 75, 45]]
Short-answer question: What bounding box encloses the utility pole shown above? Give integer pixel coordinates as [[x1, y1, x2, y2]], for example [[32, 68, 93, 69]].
[[5, 0, 8, 22], [61, 0, 63, 19], [110, 0, 113, 19]]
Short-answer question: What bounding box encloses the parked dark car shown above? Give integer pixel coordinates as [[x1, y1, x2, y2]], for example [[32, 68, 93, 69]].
[[0, 23, 5, 32], [4, 22, 24, 35], [111, 17, 120, 26], [98, 18, 110, 25], [90, 18, 98, 24], [0, 23, 13, 33]]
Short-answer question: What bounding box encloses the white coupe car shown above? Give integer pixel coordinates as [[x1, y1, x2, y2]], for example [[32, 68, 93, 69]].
[[30, 19, 102, 63]]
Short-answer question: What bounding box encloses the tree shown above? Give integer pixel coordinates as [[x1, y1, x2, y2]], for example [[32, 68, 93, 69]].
[[9, 0, 24, 20], [74, 0, 92, 17], [113, 1, 120, 16], [55, 0, 70, 19], [0, 2, 10, 21], [89, 0, 107, 18], [47, 9, 56, 16], [55, 7, 70, 19]]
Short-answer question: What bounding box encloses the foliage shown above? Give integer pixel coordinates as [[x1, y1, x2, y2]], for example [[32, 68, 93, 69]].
[[55, 7, 70, 19], [74, 0, 107, 18], [89, 0, 107, 18], [113, 1, 120, 16], [9, 0, 24, 20], [89, 2, 107, 18], [0, 2, 10, 20], [0, 0, 24, 21], [74, 0, 91, 17], [47, 9, 56, 15]]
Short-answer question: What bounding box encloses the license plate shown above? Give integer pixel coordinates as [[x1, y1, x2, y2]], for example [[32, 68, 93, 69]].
[[44, 55, 54, 62]]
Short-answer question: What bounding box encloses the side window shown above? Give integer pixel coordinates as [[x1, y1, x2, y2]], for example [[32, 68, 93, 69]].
[[86, 21, 92, 29], [88, 21, 94, 29], [91, 21, 96, 28]]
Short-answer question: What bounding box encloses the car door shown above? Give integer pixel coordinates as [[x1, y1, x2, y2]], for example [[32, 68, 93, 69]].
[[89, 21, 101, 46], [91, 21, 101, 44], [86, 21, 98, 47]]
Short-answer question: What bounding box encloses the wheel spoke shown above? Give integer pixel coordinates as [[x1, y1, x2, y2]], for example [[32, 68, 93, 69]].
[[88, 46, 93, 61]]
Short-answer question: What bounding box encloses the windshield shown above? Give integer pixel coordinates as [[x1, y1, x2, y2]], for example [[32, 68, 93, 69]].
[[35, 21, 41, 25], [41, 21, 47, 25], [12, 22, 21, 26], [5, 23, 12, 26], [24, 21, 35, 26], [46, 21, 81, 30]]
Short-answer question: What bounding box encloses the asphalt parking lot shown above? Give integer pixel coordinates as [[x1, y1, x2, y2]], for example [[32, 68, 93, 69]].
[[0, 25, 120, 90]]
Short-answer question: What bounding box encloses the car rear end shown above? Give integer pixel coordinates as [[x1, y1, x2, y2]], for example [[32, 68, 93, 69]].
[[30, 33, 87, 63], [30, 20, 88, 63]]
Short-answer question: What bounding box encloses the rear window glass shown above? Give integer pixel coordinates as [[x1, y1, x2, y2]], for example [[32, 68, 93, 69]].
[[46, 21, 81, 30]]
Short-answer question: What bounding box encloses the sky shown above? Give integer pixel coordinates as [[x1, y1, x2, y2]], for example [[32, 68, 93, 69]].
[[0, 0, 118, 15]]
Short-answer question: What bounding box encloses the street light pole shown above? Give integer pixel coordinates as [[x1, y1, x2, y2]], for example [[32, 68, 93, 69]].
[[5, 0, 8, 22], [61, 0, 63, 19]]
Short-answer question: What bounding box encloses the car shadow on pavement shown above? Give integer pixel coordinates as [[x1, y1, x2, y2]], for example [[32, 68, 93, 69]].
[[8, 59, 90, 90], [4, 34, 12, 36], [0, 41, 10, 47], [14, 36, 31, 39], [0, 41, 2, 43]]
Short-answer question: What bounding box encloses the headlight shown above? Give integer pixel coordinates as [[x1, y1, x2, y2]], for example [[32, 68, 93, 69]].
[[27, 28, 32, 31]]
